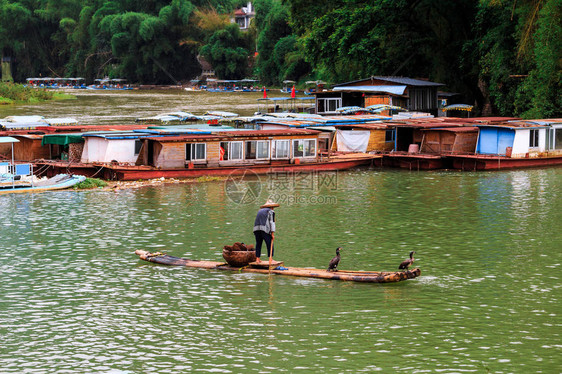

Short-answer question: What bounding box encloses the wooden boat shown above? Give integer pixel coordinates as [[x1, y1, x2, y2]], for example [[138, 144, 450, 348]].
[[0, 173, 85, 194], [33, 128, 379, 181], [448, 154, 562, 170], [383, 152, 446, 170], [449, 120, 562, 170], [135, 250, 421, 283], [0, 136, 85, 194], [36, 153, 378, 181]]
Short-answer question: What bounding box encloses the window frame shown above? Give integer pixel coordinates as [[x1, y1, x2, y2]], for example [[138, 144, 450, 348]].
[[272, 139, 290, 159], [529, 129, 539, 148], [245, 140, 270, 160], [555, 128, 562, 150], [220, 141, 243, 161], [292, 139, 317, 158], [134, 140, 143, 156], [185, 143, 207, 161], [317, 97, 342, 114], [385, 129, 395, 142]]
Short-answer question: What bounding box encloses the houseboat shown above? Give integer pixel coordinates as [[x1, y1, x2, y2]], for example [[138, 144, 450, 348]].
[[449, 119, 562, 170], [331, 123, 395, 153], [35, 128, 379, 180], [386, 125, 480, 170], [0, 136, 85, 194], [381, 118, 464, 168]]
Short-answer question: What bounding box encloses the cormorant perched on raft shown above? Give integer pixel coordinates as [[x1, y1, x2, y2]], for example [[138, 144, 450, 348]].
[[327, 247, 342, 271], [398, 251, 415, 271]]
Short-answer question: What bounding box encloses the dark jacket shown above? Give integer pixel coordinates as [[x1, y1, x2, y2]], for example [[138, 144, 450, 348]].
[[253, 208, 275, 234]]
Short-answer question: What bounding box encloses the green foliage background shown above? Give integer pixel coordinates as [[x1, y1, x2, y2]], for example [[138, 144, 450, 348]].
[[0, 0, 559, 117]]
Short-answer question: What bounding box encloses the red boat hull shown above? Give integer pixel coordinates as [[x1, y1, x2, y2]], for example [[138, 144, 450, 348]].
[[35, 157, 377, 180], [449, 155, 562, 170], [383, 154, 446, 170]]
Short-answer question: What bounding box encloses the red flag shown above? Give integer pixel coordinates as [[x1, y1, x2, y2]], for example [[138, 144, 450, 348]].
[[263, 86, 267, 99], [291, 85, 296, 98]]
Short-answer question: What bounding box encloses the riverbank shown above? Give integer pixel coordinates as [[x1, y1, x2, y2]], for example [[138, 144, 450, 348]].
[[75, 176, 226, 191], [0, 83, 75, 105]]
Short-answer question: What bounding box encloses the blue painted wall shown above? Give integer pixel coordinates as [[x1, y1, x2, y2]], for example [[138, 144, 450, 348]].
[[477, 127, 515, 155]]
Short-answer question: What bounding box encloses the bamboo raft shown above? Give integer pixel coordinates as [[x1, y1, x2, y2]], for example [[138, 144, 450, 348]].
[[135, 250, 421, 283]]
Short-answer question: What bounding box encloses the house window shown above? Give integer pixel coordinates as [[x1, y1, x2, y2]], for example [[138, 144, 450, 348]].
[[186, 143, 206, 161], [245, 140, 269, 159], [134, 140, 143, 156], [385, 129, 395, 142], [529, 129, 539, 148], [293, 139, 316, 158], [317, 98, 342, 113], [272, 140, 290, 159], [220, 141, 243, 160], [555, 129, 562, 150]]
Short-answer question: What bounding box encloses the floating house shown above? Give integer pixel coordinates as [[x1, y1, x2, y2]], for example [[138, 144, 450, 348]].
[[380, 118, 474, 169], [449, 119, 562, 170], [420, 127, 479, 155], [315, 76, 444, 116], [386, 126, 479, 170], [332, 123, 395, 154], [80, 133, 144, 164], [35, 128, 378, 180]]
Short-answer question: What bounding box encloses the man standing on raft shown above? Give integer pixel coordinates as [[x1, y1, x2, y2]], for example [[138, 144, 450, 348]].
[[253, 199, 279, 264]]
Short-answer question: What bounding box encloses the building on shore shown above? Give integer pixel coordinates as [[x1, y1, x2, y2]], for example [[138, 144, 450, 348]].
[[315, 76, 444, 116]]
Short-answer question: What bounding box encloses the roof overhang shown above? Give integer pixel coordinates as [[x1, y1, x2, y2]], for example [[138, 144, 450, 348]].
[[333, 85, 407, 95], [41, 134, 84, 146], [0, 136, 20, 143]]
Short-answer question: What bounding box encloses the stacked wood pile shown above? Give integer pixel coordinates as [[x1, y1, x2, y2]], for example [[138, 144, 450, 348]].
[[222, 242, 256, 267]]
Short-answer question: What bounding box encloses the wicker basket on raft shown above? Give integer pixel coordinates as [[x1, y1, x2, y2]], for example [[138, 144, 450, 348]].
[[222, 242, 256, 267]]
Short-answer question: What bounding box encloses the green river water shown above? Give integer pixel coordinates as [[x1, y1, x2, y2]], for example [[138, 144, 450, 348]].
[[0, 91, 560, 373]]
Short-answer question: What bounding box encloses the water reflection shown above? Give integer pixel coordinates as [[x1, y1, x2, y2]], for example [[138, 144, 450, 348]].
[[0, 168, 560, 372]]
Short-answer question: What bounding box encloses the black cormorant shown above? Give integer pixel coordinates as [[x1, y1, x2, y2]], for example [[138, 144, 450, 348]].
[[327, 247, 342, 271], [398, 251, 415, 271]]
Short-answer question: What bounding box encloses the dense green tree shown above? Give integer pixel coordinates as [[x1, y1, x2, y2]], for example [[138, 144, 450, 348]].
[[0, 0, 559, 117], [471, 0, 561, 117], [296, 0, 476, 84], [515, 0, 562, 118], [200, 23, 250, 79], [254, 0, 310, 85]]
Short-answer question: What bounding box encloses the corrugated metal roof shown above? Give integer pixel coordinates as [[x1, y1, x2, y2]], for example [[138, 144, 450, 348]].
[[219, 129, 319, 136], [148, 135, 220, 142], [82, 132, 148, 139], [257, 120, 317, 127], [422, 127, 479, 132], [477, 122, 549, 129], [310, 115, 390, 124], [36, 125, 149, 133], [149, 129, 319, 142], [517, 119, 562, 125], [334, 76, 444, 87], [333, 85, 407, 95], [334, 123, 392, 130]]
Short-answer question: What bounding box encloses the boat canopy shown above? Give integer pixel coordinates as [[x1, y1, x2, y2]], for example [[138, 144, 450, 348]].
[[41, 134, 84, 146], [0, 136, 20, 143], [442, 104, 473, 112]]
